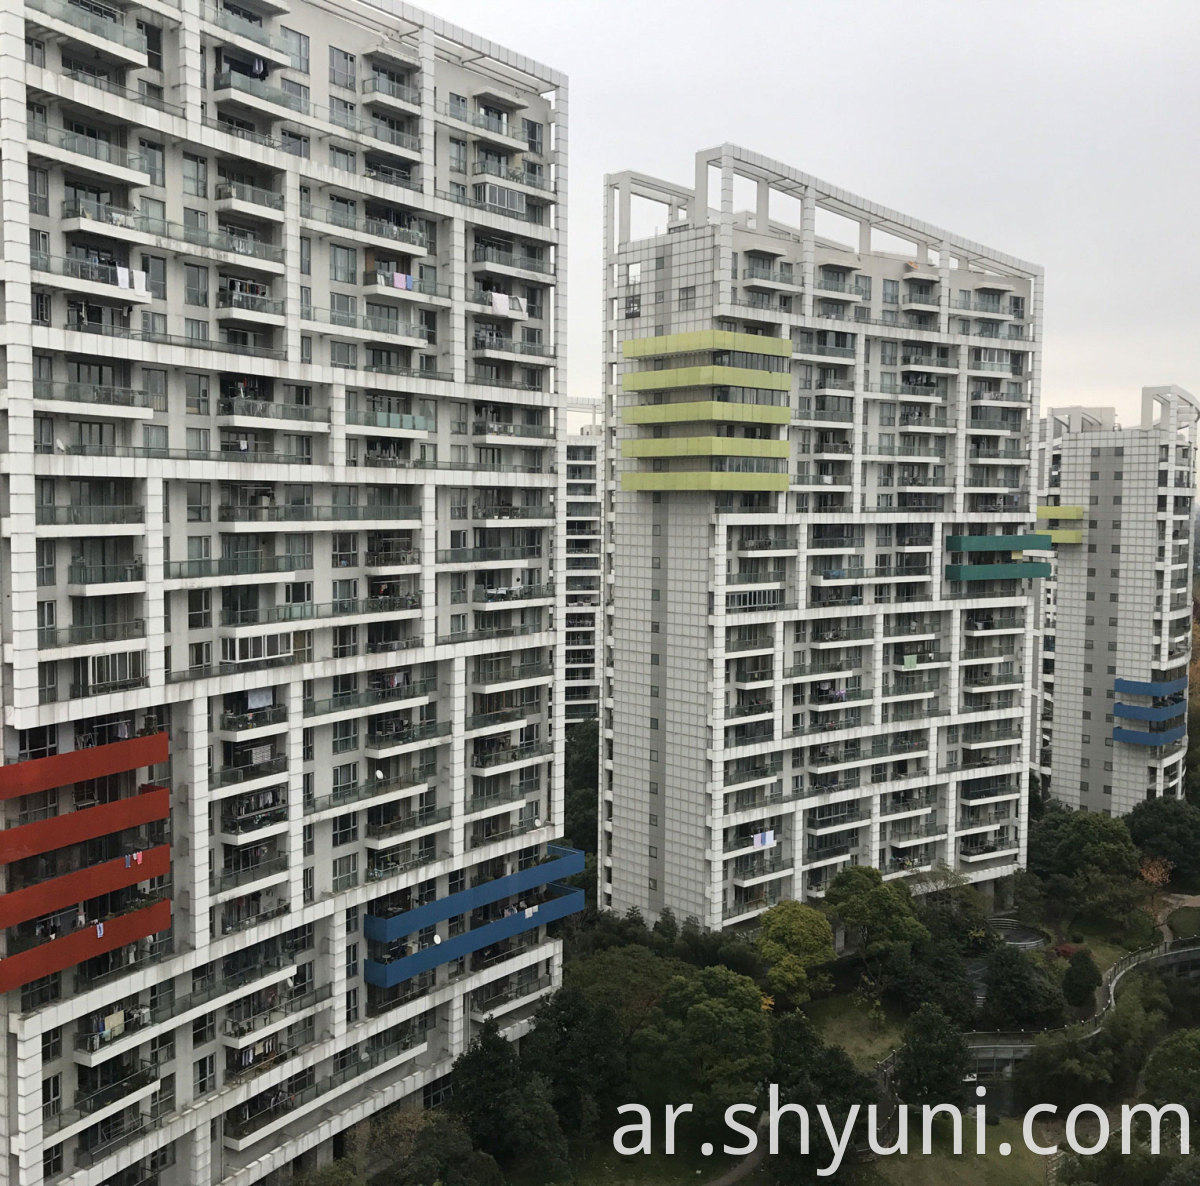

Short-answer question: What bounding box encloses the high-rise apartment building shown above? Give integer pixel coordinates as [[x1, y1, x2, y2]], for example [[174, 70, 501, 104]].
[[1034, 389, 1198, 816], [602, 145, 1045, 927], [564, 431, 602, 722], [0, 3, 575, 1184]]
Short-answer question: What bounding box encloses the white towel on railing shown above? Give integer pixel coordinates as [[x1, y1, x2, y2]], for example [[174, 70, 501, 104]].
[[132, 271, 148, 294], [116, 266, 131, 289], [492, 292, 510, 315]]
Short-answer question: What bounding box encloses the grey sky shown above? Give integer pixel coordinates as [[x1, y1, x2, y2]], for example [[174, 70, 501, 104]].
[[415, 0, 1200, 426]]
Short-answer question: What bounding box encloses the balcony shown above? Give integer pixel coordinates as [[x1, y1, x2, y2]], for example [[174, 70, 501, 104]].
[[27, 122, 143, 182], [213, 70, 309, 115], [36, 505, 143, 526], [26, 0, 147, 62], [66, 561, 145, 586], [366, 882, 582, 987]]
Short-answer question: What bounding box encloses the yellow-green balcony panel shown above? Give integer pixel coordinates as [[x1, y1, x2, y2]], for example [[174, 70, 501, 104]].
[[622, 436, 790, 460], [1036, 504, 1084, 520], [622, 399, 791, 427], [622, 471, 790, 493], [623, 329, 792, 360], [1049, 529, 1083, 545], [623, 364, 791, 394]]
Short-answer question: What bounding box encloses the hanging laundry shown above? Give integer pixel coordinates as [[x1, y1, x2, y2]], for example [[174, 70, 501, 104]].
[[96, 923, 104, 939]]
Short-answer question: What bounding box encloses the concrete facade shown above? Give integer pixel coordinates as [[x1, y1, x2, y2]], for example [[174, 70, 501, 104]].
[[602, 145, 1044, 928], [0, 3, 575, 1184], [564, 431, 601, 722], [1034, 389, 1199, 816]]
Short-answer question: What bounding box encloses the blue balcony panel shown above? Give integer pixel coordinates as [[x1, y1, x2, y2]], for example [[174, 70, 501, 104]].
[[1112, 723, 1187, 748], [365, 883, 583, 987], [1113, 700, 1187, 723], [1113, 676, 1188, 697], [364, 844, 584, 944]]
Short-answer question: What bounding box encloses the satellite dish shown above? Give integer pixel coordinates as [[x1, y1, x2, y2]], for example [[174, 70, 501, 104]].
[[375, 769, 384, 780], [534, 817, 543, 827], [432, 934, 442, 945]]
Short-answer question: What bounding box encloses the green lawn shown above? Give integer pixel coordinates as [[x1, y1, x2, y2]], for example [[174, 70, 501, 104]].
[[1069, 926, 1129, 974], [860, 1115, 1043, 1186], [1167, 905, 1200, 939], [805, 994, 903, 1070]]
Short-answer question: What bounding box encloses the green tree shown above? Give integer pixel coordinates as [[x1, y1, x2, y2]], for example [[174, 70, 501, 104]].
[[981, 945, 1064, 1030], [894, 1003, 969, 1107], [1028, 802, 1140, 882], [755, 900, 835, 1005], [448, 1024, 569, 1180], [520, 986, 628, 1145], [1056, 1138, 1164, 1186], [770, 1013, 877, 1184], [1062, 948, 1103, 1009], [376, 1112, 502, 1186], [1143, 1028, 1200, 1119], [564, 943, 692, 1039], [448, 1018, 519, 1153], [1127, 796, 1200, 883], [294, 1162, 364, 1186], [1014, 1024, 1116, 1111], [882, 938, 977, 1025], [826, 867, 929, 959], [629, 964, 772, 1132]]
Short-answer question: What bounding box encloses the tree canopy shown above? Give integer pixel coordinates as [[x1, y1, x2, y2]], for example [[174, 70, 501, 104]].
[[894, 1003, 969, 1107], [755, 899, 835, 1004]]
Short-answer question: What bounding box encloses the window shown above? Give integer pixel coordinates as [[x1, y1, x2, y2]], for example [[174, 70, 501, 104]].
[[26, 37, 45, 66], [32, 292, 50, 325], [137, 19, 163, 69], [281, 128, 310, 158], [330, 244, 356, 284], [192, 1012, 215, 1044], [882, 279, 899, 304], [194, 1055, 214, 1094], [346, 905, 359, 933], [333, 813, 358, 845], [333, 719, 358, 753], [281, 26, 309, 72], [280, 78, 309, 109], [140, 139, 164, 185], [187, 588, 211, 628], [43, 1146, 62, 1180], [141, 254, 166, 299], [523, 118, 543, 154], [184, 264, 208, 306], [185, 318, 209, 342], [330, 95, 355, 127], [330, 145, 357, 173], [345, 987, 359, 1023], [183, 153, 207, 197], [332, 853, 358, 891], [449, 92, 467, 119], [678, 286, 695, 310], [329, 47, 356, 88], [449, 137, 466, 172], [41, 1026, 62, 1062]]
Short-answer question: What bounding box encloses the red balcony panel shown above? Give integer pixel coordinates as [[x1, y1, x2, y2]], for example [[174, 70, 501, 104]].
[[0, 843, 170, 930], [0, 898, 170, 993], [0, 733, 168, 801], [0, 785, 170, 865]]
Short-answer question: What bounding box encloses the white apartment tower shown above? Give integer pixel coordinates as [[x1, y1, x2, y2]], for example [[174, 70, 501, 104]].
[[602, 145, 1045, 927], [564, 431, 601, 722], [1034, 389, 1199, 816], [0, 4, 575, 1185]]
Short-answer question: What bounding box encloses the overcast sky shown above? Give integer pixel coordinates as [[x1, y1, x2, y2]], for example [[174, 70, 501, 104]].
[[415, 0, 1200, 427]]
